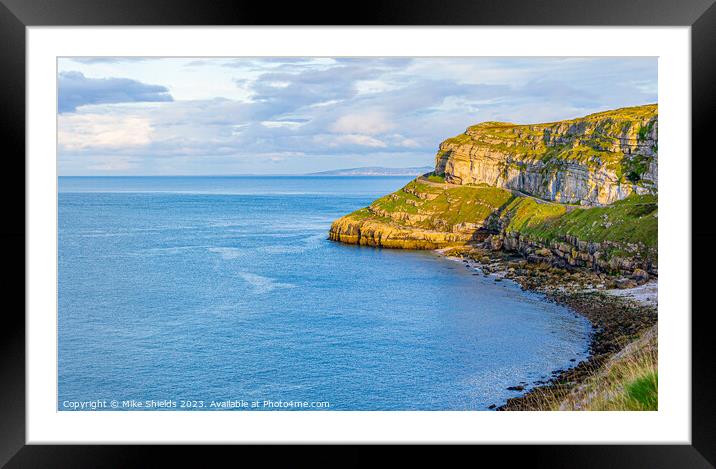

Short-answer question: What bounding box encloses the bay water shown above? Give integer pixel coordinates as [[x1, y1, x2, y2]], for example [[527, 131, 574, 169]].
[[58, 176, 590, 410]]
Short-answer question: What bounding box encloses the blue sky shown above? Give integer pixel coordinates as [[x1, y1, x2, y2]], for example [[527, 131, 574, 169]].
[[58, 57, 657, 175]]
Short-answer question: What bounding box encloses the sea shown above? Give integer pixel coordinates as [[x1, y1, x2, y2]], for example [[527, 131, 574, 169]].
[[58, 176, 591, 411]]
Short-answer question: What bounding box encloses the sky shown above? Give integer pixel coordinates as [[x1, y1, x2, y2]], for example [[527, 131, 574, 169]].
[[57, 57, 657, 175]]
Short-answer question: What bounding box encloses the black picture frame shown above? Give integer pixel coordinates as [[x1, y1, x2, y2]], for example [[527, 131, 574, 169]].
[[2, 0, 714, 466]]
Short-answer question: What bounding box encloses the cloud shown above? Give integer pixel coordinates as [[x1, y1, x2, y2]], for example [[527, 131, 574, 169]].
[[393, 135, 421, 148], [57, 57, 658, 175], [331, 112, 394, 135], [223, 57, 319, 67], [316, 134, 387, 148], [58, 71, 173, 113], [59, 114, 154, 150], [333, 57, 414, 68], [248, 65, 375, 113], [68, 57, 149, 64]]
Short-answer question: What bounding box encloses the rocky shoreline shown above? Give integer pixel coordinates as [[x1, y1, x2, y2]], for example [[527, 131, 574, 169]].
[[328, 104, 659, 410], [436, 246, 657, 410]]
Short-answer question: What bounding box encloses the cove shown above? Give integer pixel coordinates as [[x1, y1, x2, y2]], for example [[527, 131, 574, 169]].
[[58, 176, 591, 410]]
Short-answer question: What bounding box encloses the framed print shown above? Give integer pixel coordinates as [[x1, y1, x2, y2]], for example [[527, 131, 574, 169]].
[[3, 0, 716, 466]]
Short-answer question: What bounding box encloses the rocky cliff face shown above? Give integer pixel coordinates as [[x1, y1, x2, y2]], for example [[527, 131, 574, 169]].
[[329, 104, 658, 276], [435, 105, 657, 206], [328, 179, 507, 249], [329, 177, 657, 274]]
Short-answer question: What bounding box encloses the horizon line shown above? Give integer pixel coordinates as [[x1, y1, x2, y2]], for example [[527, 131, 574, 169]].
[[57, 173, 427, 177]]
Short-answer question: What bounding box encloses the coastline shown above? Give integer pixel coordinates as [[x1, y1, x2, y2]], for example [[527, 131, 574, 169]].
[[326, 104, 659, 410], [436, 246, 657, 410]]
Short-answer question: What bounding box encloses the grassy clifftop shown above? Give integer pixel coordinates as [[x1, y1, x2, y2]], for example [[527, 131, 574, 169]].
[[329, 178, 513, 249], [370, 179, 513, 230], [329, 175, 657, 272], [510, 194, 657, 249], [448, 104, 658, 168], [436, 104, 658, 205]]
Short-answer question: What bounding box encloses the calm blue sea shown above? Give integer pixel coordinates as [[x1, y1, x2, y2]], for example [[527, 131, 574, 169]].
[[58, 176, 591, 411]]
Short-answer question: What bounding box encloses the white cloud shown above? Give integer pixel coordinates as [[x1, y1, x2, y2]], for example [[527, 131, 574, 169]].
[[398, 137, 420, 148], [265, 81, 291, 88], [331, 111, 394, 135], [59, 114, 154, 150], [316, 133, 387, 148], [260, 120, 305, 129], [308, 99, 344, 108], [57, 57, 658, 175], [355, 79, 400, 95]]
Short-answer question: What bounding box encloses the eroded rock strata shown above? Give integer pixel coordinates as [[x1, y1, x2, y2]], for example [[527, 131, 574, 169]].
[[436, 104, 657, 206], [329, 104, 658, 276]]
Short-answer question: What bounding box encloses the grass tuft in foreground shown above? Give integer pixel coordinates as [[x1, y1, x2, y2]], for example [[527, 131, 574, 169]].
[[623, 371, 658, 411], [553, 325, 658, 411]]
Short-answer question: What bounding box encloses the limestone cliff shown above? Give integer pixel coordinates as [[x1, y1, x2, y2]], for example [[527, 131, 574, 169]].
[[329, 176, 657, 274], [329, 104, 658, 275], [329, 178, 508, 249], [435, 104, 657, 206]]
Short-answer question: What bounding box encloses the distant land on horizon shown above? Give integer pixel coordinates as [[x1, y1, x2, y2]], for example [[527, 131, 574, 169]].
[[306, 166, 434, 176], [60, 166, 435, 177]]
